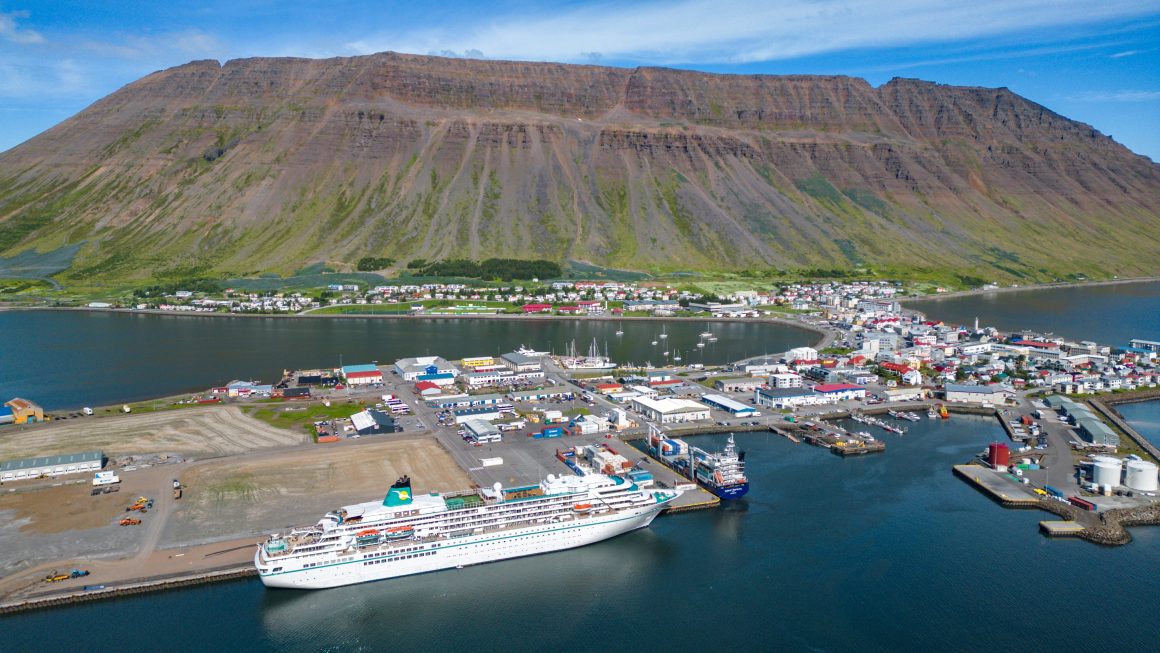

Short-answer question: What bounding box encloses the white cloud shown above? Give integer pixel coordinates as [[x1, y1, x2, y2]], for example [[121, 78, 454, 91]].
[[1109, 49, 1144, 58], [0, 9, 44, 44], [343, 0, 1160, 65], [74, 29, 225, 60], [1072, 90, 1160, 102]]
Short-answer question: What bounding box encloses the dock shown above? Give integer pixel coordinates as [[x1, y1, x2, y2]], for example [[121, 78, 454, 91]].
[[1039, 521, 1086, 537], [616, 438, 721, 513], [952, 464, 1042, 506], [830, 440, 887, 456]]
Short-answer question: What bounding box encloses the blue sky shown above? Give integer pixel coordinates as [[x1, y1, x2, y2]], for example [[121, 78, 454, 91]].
[[1, 0, 1159, 159]]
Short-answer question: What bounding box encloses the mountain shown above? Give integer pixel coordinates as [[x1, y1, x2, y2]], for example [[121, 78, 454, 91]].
[[1, 51, 1158, 285]]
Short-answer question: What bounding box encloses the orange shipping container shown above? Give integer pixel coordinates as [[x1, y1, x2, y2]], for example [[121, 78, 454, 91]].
[[317, 435, 341, 443]]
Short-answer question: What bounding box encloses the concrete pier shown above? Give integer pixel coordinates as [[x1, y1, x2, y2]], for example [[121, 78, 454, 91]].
[[1039, 521, 1085, 537], [953, 464, 1042, 506]]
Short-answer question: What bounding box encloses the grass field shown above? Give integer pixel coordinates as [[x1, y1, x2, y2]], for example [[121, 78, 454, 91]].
[[243, 400, 370, 433]]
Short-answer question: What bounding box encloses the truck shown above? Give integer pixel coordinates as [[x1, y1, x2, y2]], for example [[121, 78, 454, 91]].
[[93, 471, 121, 486]]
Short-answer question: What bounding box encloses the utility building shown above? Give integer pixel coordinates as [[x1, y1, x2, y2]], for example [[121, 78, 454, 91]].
[[0, 451, 103, 482]]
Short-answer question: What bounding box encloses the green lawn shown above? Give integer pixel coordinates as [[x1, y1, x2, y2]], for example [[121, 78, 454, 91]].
[[244, 400, 368, 432]]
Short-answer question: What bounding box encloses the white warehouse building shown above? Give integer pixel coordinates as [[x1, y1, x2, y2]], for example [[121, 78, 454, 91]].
[[631, 397, 710, 424], [0, 451, 104, 482]]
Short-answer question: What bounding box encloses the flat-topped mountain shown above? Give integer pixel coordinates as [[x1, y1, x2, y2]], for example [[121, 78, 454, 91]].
[[1, 51, 1158, 283]]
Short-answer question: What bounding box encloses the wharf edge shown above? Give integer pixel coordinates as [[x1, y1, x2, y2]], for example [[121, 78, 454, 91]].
[[0, 566, 256, 615]]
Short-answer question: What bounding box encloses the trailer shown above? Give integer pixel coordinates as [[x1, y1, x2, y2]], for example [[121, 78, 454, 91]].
[[1068, 496, 1097, 511]]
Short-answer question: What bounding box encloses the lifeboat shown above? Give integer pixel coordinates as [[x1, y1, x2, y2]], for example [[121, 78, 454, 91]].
[[573, 503, 593, 513], [386, 526, 415, 539], [356, 529, 380, 537]]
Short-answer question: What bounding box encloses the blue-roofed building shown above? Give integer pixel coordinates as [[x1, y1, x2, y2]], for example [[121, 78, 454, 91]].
[[701, 394, 757, 417], [0, 405, 13, 425]]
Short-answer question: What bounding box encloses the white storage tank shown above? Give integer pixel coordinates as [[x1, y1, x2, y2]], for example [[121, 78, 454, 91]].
[[1125, 460, 1159, 492], [1092, 458, 1122, 488]]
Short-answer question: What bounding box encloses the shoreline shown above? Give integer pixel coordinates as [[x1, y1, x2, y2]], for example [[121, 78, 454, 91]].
[[901, 275, 1160, 304]]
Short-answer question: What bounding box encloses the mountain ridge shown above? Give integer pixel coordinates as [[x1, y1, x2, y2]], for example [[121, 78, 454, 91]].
[[1, 51, 1157, 285]]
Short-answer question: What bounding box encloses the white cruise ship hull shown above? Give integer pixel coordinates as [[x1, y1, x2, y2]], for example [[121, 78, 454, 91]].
[[258, 501, 667, 590]]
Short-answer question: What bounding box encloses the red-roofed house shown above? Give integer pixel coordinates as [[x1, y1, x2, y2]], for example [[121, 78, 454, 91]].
[[522, 303, 553, 313], [414, 381, 442, 397], [880, 361, 912, 375]]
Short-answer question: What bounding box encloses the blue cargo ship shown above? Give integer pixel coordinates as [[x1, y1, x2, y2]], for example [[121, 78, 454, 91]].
[[646, 426, 749, 500]]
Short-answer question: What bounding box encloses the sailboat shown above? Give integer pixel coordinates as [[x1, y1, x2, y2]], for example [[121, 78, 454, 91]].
[[659, 327, 668, 340], [558, 338, 617, 370], [615, 325, 624, 336]]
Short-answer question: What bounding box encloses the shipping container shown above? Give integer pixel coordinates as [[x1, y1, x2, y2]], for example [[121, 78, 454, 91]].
[[317, 435, 341, 443], [1068, 496, 1096, 511], [1044, 485, 1064, 498]]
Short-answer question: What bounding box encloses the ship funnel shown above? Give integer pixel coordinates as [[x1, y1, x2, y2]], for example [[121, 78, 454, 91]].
[[383, 475, 414, 507]]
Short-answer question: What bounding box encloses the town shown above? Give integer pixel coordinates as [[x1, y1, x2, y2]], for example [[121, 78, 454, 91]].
[[4, 277, 1160, 611]]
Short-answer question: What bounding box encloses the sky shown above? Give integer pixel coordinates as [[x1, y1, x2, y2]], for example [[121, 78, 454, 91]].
[[1, 0, 1159, 160]]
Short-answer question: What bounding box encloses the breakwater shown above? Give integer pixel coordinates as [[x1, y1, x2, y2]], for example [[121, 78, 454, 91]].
[[1088, 399, 1160, 462], [952, 463, 1160, 546]]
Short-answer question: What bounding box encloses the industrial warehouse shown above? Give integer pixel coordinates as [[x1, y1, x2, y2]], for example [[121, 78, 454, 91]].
[[0, 451, 104, 482]]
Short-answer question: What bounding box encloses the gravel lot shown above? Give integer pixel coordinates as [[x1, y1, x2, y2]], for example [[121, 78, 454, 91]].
[[0, 406, 309, 460], [161, 436, 471, 546]]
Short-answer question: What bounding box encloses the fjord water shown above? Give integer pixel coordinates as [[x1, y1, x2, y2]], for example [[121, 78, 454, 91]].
[[0, 311, 816, 410], [7, 418, 1160, 651], [905, 280, 1160, 345], [1116, 401, 1160, 449]]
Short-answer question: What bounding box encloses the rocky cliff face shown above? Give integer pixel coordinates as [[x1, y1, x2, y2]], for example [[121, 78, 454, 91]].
[[1, 51, 1158, 283]]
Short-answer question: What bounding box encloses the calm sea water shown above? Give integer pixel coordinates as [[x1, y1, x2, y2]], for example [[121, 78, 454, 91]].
[[904, 280, 1160, 346], [6, 418, 1160, 651], [1116, 401, 1160, 449], [0, 311, 816, 410]]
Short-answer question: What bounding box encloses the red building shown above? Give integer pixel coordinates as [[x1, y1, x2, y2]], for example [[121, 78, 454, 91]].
[[521, 303, 553, 313]]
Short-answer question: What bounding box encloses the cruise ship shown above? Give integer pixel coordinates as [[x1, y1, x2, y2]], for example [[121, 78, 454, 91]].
[[255, 474, 681, 589]]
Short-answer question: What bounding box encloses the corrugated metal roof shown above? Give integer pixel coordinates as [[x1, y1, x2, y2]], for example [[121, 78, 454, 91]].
[[342, 364, 379, 374], [0, 451, 103, 472]]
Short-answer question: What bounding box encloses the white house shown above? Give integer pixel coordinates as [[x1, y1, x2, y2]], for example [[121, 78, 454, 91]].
[[901, 369, 923, 386], [786, 346, 819, 362], [769, 373, 803, 388]]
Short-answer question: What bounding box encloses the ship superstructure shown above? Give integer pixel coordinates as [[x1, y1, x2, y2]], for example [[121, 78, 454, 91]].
[[646, 426, 750, 500]]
